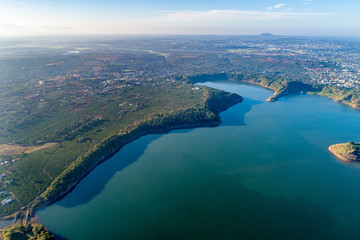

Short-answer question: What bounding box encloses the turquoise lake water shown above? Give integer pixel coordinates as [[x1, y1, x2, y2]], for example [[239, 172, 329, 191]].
[[38, 81, 360, 239]]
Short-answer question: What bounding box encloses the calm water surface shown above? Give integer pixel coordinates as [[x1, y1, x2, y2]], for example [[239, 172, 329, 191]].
[[38, 81, 360, 240]]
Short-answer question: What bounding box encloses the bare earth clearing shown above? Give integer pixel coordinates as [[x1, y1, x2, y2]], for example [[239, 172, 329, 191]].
[[0, 143, 58, 156]]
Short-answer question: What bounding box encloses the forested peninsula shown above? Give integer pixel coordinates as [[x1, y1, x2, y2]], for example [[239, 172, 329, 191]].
[[29, 87, 242, 213], [0, 83, 242, 219]]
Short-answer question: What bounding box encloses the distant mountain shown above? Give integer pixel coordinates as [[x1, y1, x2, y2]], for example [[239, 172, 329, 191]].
[[259, 33, 274, 37]]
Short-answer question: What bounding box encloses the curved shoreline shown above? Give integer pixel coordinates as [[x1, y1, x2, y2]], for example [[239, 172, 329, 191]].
[[239, 80, 281, 101], [21, 91, 243, 219], [318, 94, 360, 110], [31, 121, 220, 213], [0, 86, 242, 220], [189, 73, 360, 110], [328, 145, 351, 162], [242, 80, 360, 110]]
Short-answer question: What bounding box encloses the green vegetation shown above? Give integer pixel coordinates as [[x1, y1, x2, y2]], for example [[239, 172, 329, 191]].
[[187, 72, 319, 101], [188, 72, 360, 109], [232, 72, 360, 109], [186, 73, 228, 83], [329, 142, 360, 162], [317, 85, 360, 109], [242, 76, 320, 101], [244, 75, 360, 108], [1, 222, 55, 240], [0, 81, 242, 217], [30, 87, 242, 209]]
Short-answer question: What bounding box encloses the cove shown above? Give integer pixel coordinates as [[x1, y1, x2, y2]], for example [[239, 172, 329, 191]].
[[38, 81, 360, 240]]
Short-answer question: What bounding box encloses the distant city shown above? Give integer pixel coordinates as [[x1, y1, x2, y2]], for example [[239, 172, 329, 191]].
[[2, 35, 359, 98]]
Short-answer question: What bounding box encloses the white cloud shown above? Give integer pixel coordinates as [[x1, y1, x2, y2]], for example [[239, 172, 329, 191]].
[[148, 9, 334, 22], [0, 9, 341, 37], [39, 25, 72, 30], [266, 3, 287, 11], [304, 0, 313, 5], [107, 9, 338, 35], [0, 22, 73, 37], [0, 23, 29, 29]]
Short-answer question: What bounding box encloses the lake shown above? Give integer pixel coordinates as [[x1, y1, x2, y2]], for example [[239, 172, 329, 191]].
[[38, 81, 360, 240]]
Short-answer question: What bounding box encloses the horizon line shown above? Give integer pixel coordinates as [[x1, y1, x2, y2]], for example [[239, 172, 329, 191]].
[[1, 33, 360, 40]]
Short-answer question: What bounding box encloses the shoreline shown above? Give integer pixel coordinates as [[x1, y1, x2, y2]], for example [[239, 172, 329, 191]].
[[22, 91, 242, 220], [328, 142, 360, 163], [239, 80, 281, 101], [190, 73, 360, 110], [328, 145, 351, 162], [31, 121, 221, 214], [317, 93, 360, 110], [240, 79, 360, 110]]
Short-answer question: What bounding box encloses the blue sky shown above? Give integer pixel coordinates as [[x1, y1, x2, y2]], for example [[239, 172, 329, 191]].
[[0, 0, 359, 37]]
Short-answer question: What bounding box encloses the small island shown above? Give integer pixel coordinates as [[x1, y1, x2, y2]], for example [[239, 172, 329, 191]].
[[328, 142, 360, 162]]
